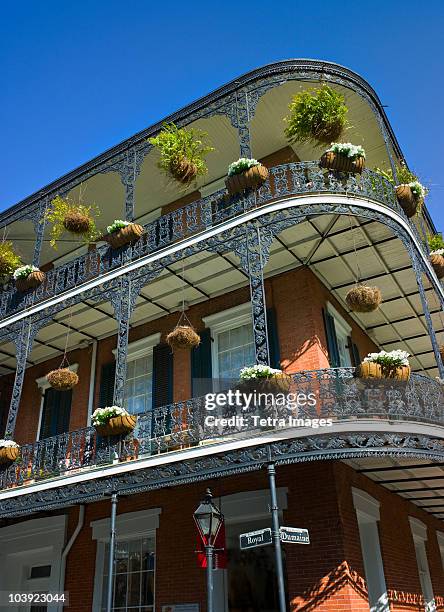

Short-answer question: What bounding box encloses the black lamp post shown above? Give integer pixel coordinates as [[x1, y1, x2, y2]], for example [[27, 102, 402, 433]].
[[194, 488, 224, 612]]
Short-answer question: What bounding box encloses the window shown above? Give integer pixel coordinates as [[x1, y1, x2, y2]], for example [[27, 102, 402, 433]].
[[36, 366, 78, 441], [409, 518, 436, 612], [437, 532, 444, 571], [352, 488, 389, 612], [91, 508, 161, 612], [203, 303, 255, 379], [327, 303, 352, 367], [113, 334, 160, 416], [101, 537, 155, 611]]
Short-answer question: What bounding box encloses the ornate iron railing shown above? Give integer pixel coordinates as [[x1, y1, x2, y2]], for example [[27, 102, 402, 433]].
[[0, 163, 425, 320], [1, 368, 442, 491]]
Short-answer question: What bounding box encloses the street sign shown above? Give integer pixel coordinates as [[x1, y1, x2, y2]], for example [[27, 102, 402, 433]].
[[239, 527, 272, 550], [279, 526, 310, 544]]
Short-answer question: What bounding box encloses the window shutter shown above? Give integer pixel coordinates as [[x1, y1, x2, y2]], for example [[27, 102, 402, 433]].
[[266, 308, 281, 369], [99, 362, 116, 408], [322, 309, 340, 367], [191, 328, 212, 396], [349, 338, 361, 368], [152, 343, 173, 408]]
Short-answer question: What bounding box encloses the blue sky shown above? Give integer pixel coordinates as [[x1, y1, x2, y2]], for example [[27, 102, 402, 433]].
[[1, 0, 443, 225]]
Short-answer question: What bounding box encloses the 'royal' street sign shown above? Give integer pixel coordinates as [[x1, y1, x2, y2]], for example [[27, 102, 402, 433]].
[[279, 526, 310, 544], [239, 527, 272, 550]]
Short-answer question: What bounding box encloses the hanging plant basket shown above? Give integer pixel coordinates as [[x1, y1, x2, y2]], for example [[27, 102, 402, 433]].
[[167, 325, 200, 351], [358, 361, 410, 381], [170, 159, 198, 184], [242, 372, 292, 394], [225, 164, 269, 195], [15, 270, 45, 293], [95, 414, 137, 437], [440, 345, 444, 363], [395, 185, 417, 218], [106, 223, 144, 249], [430, 253, 444, 279], [0, 445, 19, 464], [46, 368, 79, 391], [63, 211, 92, 234], [345, 285, 382, 313], [320, 151, 365, 174]]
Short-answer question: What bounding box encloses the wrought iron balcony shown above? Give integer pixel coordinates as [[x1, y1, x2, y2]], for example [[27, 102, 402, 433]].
[[0, 163, 426, 321], [1, 368, 442, 492]]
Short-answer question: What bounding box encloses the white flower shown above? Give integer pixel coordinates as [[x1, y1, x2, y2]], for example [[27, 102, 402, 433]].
[[327, 142, 366, 160], [239, 364, 283, 379], [363, 349, 410, 367], [13, 265, 40, 280], [227, 158, 260, 176], [91, 406, 129, 426], [408, 181, 426, 201], [0, 439, 19, 448], [430, 249, 444, 256], [107, 220, 130, 234]]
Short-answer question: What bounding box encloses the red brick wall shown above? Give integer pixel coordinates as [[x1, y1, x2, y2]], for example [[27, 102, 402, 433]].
[[61, 460, 444, 612], [11, 266, 377, 444]]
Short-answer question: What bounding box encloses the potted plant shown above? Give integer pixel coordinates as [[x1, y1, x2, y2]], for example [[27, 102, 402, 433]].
[[284, 85, 348, 146], [375, 167, 427, 217], [0, 241, 21, 281], [13, 265, 45, 292], [45, 195, 101, 249], [167, 325, 200, 351], [428, 234, 444, 279], [239, 364, 291, 394], [104, 220, 145, 249], [345, 285, 382, 313], [92, 406, 137, 437], [358, 350, 410, 381], [46, 367, 79, 390], [320, 143, 366, 174], [0, 438, 20, 464], [225, 158, 269, 195], [149, 123, 214, 185]]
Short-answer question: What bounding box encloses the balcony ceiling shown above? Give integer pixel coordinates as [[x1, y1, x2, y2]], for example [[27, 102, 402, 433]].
[[344, 457, 444, 521], [5, 79, 399, 269], [0, 211, 440, 380]]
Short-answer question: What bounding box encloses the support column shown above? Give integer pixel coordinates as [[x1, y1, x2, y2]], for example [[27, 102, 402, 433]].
[[245, 223, 270, 365], [267, 461, 287, 612], [120, 148, 146, 222], [111, 277, 132, 407], [410, 247, 444, 378], [5, 320, 37, 437], [106, 492, 118, 612]]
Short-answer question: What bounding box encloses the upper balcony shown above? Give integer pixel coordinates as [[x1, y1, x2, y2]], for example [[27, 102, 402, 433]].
[[0, 59, 437, 328]]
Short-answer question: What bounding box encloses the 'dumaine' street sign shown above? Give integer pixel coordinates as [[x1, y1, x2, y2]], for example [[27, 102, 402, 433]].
[[279, 526, 310, 544], [239, 527, 272, 549]]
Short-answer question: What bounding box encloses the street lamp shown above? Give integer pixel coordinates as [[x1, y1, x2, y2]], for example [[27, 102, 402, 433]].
[[194, 488, 224, 612]]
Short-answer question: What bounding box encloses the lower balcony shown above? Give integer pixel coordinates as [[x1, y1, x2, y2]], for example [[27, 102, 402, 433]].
[[1, 367, 443, 493]]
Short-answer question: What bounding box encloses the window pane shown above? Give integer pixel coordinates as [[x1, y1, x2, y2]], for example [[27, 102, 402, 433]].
[[141, 572, 155, 606]]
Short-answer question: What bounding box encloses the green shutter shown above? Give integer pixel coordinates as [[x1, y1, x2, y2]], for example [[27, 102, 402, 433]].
[[99, 362, 116, 408], [40, 388, 73, 440], [349, 338, 361, 368], [266, 308, 281, 369], [322, 309, 340, 368], [152, 344, 173, 408], [191, 328, 212, 396]]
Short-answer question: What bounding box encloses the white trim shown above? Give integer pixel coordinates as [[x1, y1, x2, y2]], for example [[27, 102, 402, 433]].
[[202, 302, 251, 332], [409, 517, 428, 542], [112, 332, 160, 362], [0, 195, 441, 331], [220, 488, 287, 523], [437, 532, 444, 569], [90, 507, 161, 541], [36, 363, 79, 391], [1, 419, 444, 503], [327, 302, 352, 336], [352, 488, 381, 523]]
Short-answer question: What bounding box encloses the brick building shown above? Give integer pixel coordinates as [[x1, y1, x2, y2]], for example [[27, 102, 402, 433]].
[[0, 59, 443, 611]]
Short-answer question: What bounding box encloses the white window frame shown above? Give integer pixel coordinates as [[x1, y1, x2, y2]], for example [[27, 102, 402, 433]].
[[327, 302, 352, 367], [437, 531, 444, 571], [352, 488, 389, 612], [35, 363, 79, 441], [202, 303, 253, 378], [409, 517, 436, 612], [112, 333, 160, 414], [91, 508, 161, 612]]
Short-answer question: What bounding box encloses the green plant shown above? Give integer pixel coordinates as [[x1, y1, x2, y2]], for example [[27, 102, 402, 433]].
[[239, 364, 283, 379], [46, 195, 101, 249], [284, 85, 348, 146], [428, 234, 444, 252], [326, 142, 365, 159], [375, 166, 417, 185], [149, 123, 214, 182], [13, 265, 40, 280], [91, 406, 129, 426], [0, 242, 21, 276], [227, 158, 260, 176], [107, 220, 130, 234], [363, 350, 409, 368]]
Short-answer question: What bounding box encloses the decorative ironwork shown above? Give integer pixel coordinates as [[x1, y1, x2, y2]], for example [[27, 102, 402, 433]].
[[1, 368, 443, 515]]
